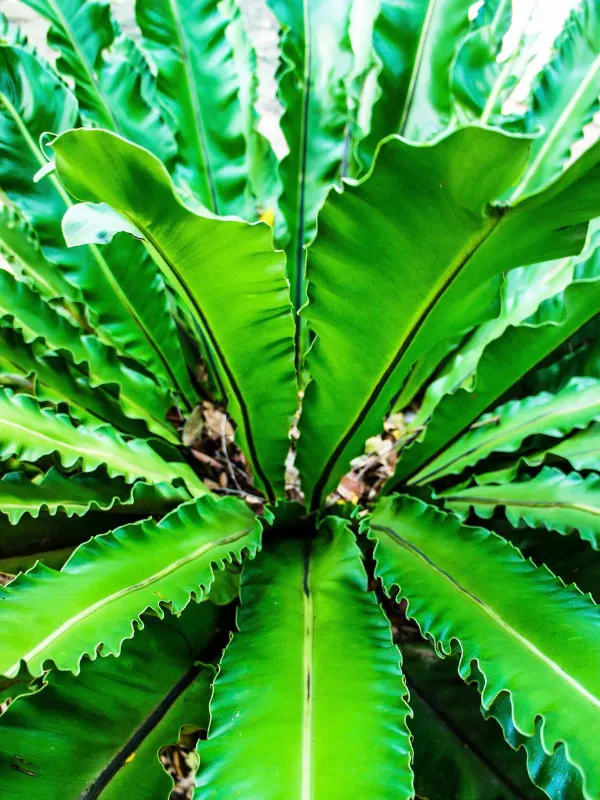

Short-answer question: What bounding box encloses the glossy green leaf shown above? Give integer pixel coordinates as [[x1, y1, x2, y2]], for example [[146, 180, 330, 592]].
[[530, 424, 600, 473], [515, 0, 600, 198], [409, 377, 600, 486], [0, 494, 260, 677], [403, 641, 546, 800], [267, 0, 353, 318], [0, 478, 191, 563], [440, 467, 600, 549], [19, 0, 177, 163], [52, 129, 297, 500], [483, 691, 584, 800], [298, 127, 600, 507], [391, 246, 600, 488], [0, 44, 194, 404], [0, 325, 158, 437], [0, 603, 217, 799], [0, 389, 204, 491], [196, 518, 413, 799], [136, 0, 251, 216], [365, 494, 600, 800], [0, 468, 181, 525], [358, 0, 472, 167], [0, 268, 177, 441]]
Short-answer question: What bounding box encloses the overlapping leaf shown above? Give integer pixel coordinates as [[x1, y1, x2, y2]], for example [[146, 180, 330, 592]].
[[408, 377, 600, 486], [515, 0, 600, 197], [0, 389, 204, 491], [298, 127, 600, 507], [19, 0, 177, 162], [267, 0, 353, 319], [0, 203, 81, 305], [0, 44, 194, 404], [358, 0, 472, 168], [365, 494, 600, 800], [0, 468, 185, 525], [440, 467, 600, 549], [52, 129, 297, 500], [0, 603, 217, 799], [0, 325, 156, 437], [391, 243, 600, 488], [136, 0, 251, 216], [403, 641, 546, 800], [0, 494, 260, 677], [0, 268, 176, 441], [197, 518, 413, 799]]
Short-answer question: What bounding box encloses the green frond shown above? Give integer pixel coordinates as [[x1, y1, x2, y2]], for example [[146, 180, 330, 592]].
[[391, 236, 600, 488], [0, 44, 195, 404], [409, 377, 600, 486], [298, 126, 600, 508], [403, 640, 546, 800], [267, 0, 353, 320], [0, 602, 217, 799], [52, 128, 297, 500], [197, 517, 413, 798], [19, 0, 178, 163], [0, 494, 260, 677], [136, 0, 253, 217], [0, 467, 185, 525], [0, 269, 177, 441], [0, 389, 204, 491], [440, 466, 600, 548], [517, 0, 600, 197], [365, 494, 600, 800]]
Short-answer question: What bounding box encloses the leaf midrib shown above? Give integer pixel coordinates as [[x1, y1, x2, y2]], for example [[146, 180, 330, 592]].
[[373, 523, 600, 711], [292, 0, 311, 329], [9, 527, 252, 676]]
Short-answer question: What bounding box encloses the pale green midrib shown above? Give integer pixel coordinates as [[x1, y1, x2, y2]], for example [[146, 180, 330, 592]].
[[414, 393, 600, 484], [9, 527, 253, 676], [514, 50, 600, 198], [47, 0, 120, 131], [166, 0, 218, 213], [301, 549, 314, 800], [1, 89, 186, 404], [376, 524, 600, 710], [399, 0, 438, 134]]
